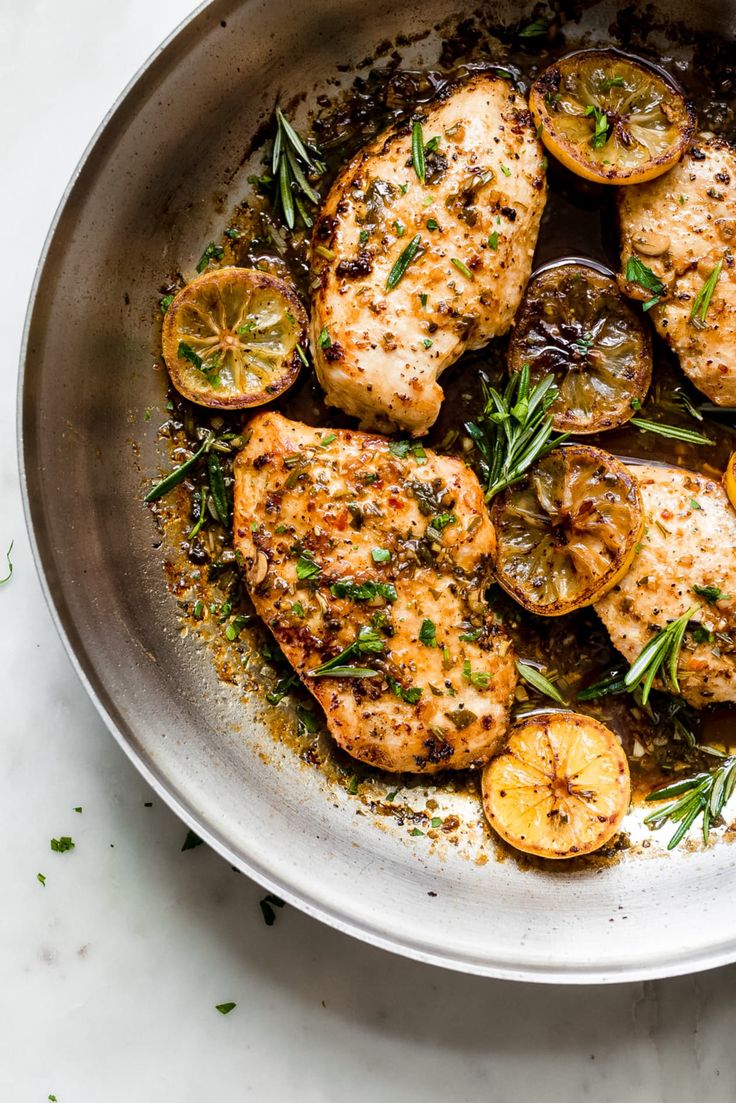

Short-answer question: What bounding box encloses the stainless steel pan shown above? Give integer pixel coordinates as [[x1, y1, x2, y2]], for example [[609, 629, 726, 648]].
[[19, 0, 736, 983]]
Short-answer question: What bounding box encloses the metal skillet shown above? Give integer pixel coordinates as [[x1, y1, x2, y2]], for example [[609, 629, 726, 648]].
[[19, 0, 736, 982]]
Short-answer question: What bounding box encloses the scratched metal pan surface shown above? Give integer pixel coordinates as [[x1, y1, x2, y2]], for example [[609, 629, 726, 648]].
[[19, 0, 736, 983]]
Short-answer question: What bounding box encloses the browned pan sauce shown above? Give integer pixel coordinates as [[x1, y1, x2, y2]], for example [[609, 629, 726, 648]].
[[150, 3, 736, 842]]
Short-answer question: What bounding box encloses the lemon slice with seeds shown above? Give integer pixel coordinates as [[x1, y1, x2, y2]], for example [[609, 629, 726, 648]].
[[482, 711, 630, 859], [490, 445, 644, 616], [530, 50, 695, 185], [507, 262, 652, 433], [162, 266, 307, 408]]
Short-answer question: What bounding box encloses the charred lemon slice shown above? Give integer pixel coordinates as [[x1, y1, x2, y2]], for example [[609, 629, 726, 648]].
[[491, 445, 644, 616], [530, 50, 695, 185], [725, 452, 736, 511], [162, 266, 307, 408], [507, 262, 652, 433], [482, 711, 630, 859]]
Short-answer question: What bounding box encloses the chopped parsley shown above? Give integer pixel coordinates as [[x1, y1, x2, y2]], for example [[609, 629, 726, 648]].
[[487, 231, 499, 250], [462, 660, 491, 689], [291, 601, 306, 617], [625, 256, 666, 310], [50, 836, 75, 853], [371, 547, 391, 563], [584, 104, 610, 149], [430, 817, 443, 829], [196, 241, 224, 273], [419, 618, 437, 647], [499, 164, 511, 177], [159, 293, 174, 314], [393, 219, 406, 237], [37, 872, 46, 886], [330, 579, 397, 603], [693, 584, 730, 604], [318, 326, 332, 349], [427, 218, 439, 231], [309, 626, 385, 678], [296, 554, 321, 580], [518, 18, 548, 37], [216, 1002, 237, 1015], [422, 338, 433, 349]]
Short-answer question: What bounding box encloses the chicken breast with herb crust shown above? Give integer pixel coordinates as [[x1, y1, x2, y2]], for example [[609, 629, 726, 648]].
[[618, 138, 736, 405], [595, 463, 736, 707], [310, 74, 547, 436], [233, 411, 516, 772]]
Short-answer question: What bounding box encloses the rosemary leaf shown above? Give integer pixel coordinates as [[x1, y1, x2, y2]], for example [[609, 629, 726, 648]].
[[516, 661, 566, 704], [689, 258, 723, 329], [629, 418, 714, 446], [207, 452, 230, 527], [644, 756, 736, 849], [386, 234, 423, 291], [412, 120, 426, 184], [144, 433, 213, 502]]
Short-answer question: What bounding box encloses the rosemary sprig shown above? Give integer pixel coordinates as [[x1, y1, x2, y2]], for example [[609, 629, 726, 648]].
[[271, 108, 325, 230], [386, 234, 423, 291], [644, 753, 736, 849], [465, 365, 568, 500], [623, 606, 697, 705], [689, 258, 723, 329], [629, 418, 714, 446], [516, 660, 566, 704], [308, 625, 384, 678]]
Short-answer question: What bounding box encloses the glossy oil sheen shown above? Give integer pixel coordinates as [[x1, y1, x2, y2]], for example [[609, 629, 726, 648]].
[[19, 0, 736, 982]]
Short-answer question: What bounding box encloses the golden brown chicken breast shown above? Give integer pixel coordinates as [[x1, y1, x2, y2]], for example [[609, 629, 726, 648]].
[[233, 412, 517, 771], [595, 463, 736, 707], [618, 138, 736, 406], [310, 74, 547, 436]]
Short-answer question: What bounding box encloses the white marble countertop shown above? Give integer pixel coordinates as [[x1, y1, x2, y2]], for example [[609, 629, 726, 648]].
[[3, 1, 736, 1099]]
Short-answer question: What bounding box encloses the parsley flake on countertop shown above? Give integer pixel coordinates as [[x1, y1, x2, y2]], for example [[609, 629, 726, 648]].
[[50, 836, 75, 853]]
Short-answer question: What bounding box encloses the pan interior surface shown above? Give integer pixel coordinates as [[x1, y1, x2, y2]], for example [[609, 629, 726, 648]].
[[20, 0, 736, 981]]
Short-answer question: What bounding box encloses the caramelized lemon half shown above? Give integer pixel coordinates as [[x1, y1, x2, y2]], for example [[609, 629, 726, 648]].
[[491, 445, 644, 616], [725, 452, 736, 511], [508, 263, 652, 433], [482, 711, 631, 859], [162, 266, 307, 408], [530, 50, 695, 185]]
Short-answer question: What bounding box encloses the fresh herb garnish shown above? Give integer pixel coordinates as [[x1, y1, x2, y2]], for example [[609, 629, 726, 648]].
[[196, 242, 224, 273], [388, 677, 423, 705], [516, 660, 566, 704], [625, 255, 666, 310], [387, 234, 423, 291], [207, 452, 230, 527], [37, 872, 46, 886], [693, 583, 730, 604], [50, 836, 75, 853], [450, 257, 474, 281], [295, 342, 309, 367], [412, 120, 426, 183], [419, 619, 437, 647], [308, 625, 385, 678], [689, 259, 723, 329], [584, 104, 610, 148], [624, 606, 697, 705], [601, 75, 625, 90], [259, 893, 285, 926], [644, 753, 736, 849], [518, 18, 548, 37], [181, 830, 203, 851], [272, 108, 324, 230], [629, 418, 714, 445], [177, 341, 221, 386], [317, 326, 331, 349], [216, 1002, 237, 1015], [487, 231, 499, 250], [159, 292, 175, 314], [0, 541, 13, 585], [330, 579, 397, 603], [296, 554, 321, 580], [371, 547, 391, 563], [462, 660, 491, 689], [465, 364, 568, 500]]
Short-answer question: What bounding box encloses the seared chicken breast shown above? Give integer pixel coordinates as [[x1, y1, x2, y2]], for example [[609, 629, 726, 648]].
[[310, 74, 547, 436], [618, 138, 736, 405], [595, 463, 736, 707], [233, 412, 516, 772]]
